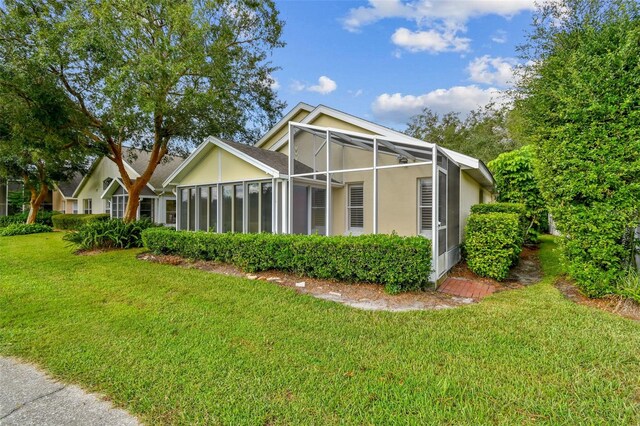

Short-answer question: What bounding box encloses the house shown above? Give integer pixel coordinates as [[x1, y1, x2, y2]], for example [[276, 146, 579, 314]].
[[163, 103, 495, 280], [0, 179, 54, 216], [59, 148, 185, 225]]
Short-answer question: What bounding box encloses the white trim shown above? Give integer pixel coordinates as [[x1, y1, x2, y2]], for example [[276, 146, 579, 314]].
[[73, 157, 140, 198], [255, 102, 314, 148]]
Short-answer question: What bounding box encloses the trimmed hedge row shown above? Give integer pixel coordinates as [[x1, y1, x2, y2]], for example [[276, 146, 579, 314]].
[[464, 212, 523, 281], [142, 229, 432, 294], [0, 211, 60, 227], [471, 202, 528, 241], [52, 213, 110, 230], [0, 223, 53, 236]]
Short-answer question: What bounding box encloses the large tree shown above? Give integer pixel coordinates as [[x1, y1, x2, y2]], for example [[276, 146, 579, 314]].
[[405, 104, 525, 164], [0, 64, 91, 223], [0, 0, 285, 222], [515, 0, 640, 295]]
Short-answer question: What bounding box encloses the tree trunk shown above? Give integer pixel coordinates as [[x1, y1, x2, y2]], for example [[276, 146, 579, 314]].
[[123, 184, 142, 223], [26, 183, 48, 224]]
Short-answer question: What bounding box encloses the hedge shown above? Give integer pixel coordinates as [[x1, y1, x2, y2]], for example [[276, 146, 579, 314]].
[[0, 223, 53, 236], [142, 229, 432, 294], [470, 203, 528, 240], [464, 212, 523, 281], [52, 213, 110, 230], [0, 211, 60, 227]]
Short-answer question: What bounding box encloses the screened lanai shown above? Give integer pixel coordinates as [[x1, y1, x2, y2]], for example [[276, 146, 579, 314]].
[[287, 122, 462, 280]]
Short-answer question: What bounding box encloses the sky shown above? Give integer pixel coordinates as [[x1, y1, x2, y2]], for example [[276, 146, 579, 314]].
[[269, 0, 537, 130]]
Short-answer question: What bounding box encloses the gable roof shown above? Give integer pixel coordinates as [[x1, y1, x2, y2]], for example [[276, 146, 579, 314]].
[[55, 172, 83, 198], [257, 103, 495, 189], [255, 102, 314, 148]]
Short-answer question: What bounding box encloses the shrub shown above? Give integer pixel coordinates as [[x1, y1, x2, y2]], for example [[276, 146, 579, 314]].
[[614, 269, 640, 304], [0, 211, 61, 228], [142, 229, 432, 294], [0, 223, 53, 236], [52, 213, 110, 230], [465, 213, 523, 281], [488, 146, 548, 243], [63, 219, 158, 250], [471, 203, 528, 241]]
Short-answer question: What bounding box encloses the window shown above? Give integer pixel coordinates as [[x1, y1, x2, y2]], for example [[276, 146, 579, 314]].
[[222, 185, 233, 232], [83, 199, 92, 214], [418, 178, 433, 234], [140, 198, 154, 221], [188, 188, 196, 231], [347, 184, 364, 231], [166, 199, 176, 225], [105, 200, 111, 216], [234, 184, 244, 232], [72, 201, 78, 214], [198, 187, 208, 231], [311, 187, 326, 234], [103, 178, 113, 190], [261, 183, 272, 233], [112, 196, 127, 219], [179, 188, 188, 230], [248, 183, 260, 233], [209, 186, 218, 232]]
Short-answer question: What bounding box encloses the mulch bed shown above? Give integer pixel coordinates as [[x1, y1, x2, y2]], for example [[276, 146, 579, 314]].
[[555, 278, 640, 322]]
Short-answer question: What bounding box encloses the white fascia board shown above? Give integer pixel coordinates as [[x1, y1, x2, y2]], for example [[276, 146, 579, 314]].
[[161, 140, 211, 187], [255, 102, 314, 148], [209, 137, 281, 178], [100, 177, 124, 199]]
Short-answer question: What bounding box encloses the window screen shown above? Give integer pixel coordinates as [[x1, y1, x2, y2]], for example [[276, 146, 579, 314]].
[[261, 183, 272, 233], [248, 183, 260, 233], [198, 187, 208, 231], [166, 199, 176, 225], [179, 189, 188, 230], [348, 184, 364, 230], [209, 186, 217, 232]]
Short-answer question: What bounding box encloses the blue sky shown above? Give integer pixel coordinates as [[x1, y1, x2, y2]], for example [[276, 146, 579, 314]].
[[269, 0, 536, 129]]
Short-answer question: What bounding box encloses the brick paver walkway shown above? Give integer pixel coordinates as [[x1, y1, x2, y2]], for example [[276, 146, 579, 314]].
[[438, 278, 496, 299]]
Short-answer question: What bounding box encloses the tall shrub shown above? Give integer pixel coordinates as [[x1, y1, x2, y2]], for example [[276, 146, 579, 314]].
[[516, 0, 640, 296], [488, 146, 548, 243]]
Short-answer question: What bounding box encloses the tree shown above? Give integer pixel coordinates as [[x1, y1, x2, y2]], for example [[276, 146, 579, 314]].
[[405, 104, 525, 164], [0, 0, 285, 222], [515, 0, 640, 295], [488, 145, 548, 243], [0, 65, 91, 223]]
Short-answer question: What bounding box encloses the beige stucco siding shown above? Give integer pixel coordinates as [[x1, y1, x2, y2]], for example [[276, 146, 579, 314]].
[[261, 110, 310, 151], [52, 191, 65, 212], [177, 146, 271, 186], [74, 158, 123, 214], [459, 171, 482, 239]]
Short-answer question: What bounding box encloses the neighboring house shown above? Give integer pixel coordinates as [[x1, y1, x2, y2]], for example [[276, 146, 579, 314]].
[[52, 172, 83, 214], [66, 148, 185, 225], [0, 178, 54, 216], [163, 103, 495, 280]]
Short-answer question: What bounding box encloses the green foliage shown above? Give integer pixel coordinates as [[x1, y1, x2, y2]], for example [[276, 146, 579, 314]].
[[488, 146, 548, 243], [0, 223, 52, 236], [515, 0, 640, 296], [614, 269, 640, 304], [52, 213, 110, 231], [405, 104, 525, 164], [142, 229, 432, 294], [465, 213, 523, 281], [0, 211, 60, 228], [63, 219, 158, 250], [470, 202, 528, 240]]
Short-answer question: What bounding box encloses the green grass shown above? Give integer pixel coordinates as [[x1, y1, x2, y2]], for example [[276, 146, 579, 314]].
[[1, 234, 639, 425]]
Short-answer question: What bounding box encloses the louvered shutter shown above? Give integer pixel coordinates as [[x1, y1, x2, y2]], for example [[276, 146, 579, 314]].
[[419, 178, 432, 232], [348, 185, 364, 229]]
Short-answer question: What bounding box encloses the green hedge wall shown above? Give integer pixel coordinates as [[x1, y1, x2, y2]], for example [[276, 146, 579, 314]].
[[142, 229, 432, 294], [52, 213, 110, 230], [0, 211, 60, 227], [464, 212, 523, 281], [470, 203, 528, 240]]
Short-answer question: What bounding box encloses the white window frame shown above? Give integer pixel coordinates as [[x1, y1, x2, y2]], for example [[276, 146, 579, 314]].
[[347, 183, 364, 234], [83, 198, 92, 214]]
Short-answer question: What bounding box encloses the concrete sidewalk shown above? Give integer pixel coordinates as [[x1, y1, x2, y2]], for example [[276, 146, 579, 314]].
[[0, 357, 139, 425]]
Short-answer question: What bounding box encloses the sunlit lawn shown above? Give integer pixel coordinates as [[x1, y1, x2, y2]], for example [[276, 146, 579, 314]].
[[1, 234, 639, 424]]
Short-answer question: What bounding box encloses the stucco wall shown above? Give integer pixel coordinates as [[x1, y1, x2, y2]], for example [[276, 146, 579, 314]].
[[177, 146, 271, 186], [261, 110, 311, 150], [459, 171, 482, 239], [75, 158, 123, 214]]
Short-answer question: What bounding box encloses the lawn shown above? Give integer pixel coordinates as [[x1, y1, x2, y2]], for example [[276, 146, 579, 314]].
[[1, 234, 639, 425]]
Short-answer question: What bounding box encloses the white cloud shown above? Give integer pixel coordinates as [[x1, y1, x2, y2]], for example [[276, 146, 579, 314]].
[[290, 76, 337, 95], [270, 77, 280, 91], [372, 85, 504, 124], [391, 27, 470, 53], [467, 55, 517, 87], [307, 76, 337, 95], [343, 0, 536, 31], [491, 30, 507, 44]]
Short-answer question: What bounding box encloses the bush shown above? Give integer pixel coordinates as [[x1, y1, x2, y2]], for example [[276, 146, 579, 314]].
[[471, 203, 528, 241], [0, 210, 61, 228], [52, 213, 110, 230], [614, 269, 640, 304], [488, 146, 548, 243], [142, 229, 433, 294], [0, 223, 53, 236], [63, 219, 158, 250], [465, 213, 523, 281]]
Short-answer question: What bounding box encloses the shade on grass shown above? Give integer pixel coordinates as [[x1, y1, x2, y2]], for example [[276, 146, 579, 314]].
[[0, 234, 639, 424]]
